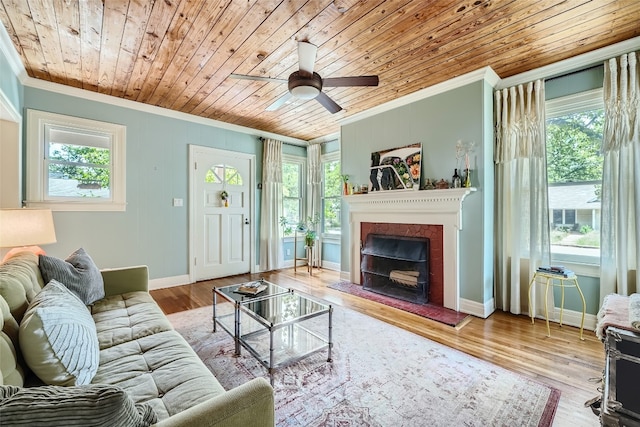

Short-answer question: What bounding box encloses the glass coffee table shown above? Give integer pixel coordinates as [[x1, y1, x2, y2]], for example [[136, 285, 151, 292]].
[[212, 279, 333, 384]]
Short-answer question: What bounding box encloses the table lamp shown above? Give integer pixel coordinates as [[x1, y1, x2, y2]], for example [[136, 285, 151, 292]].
[[0, 208, 57, 262]]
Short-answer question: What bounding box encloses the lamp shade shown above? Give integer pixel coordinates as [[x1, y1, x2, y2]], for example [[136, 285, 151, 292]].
[[0, 209, 57, 248]]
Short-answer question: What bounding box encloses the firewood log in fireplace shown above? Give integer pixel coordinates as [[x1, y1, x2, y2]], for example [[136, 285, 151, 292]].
[[389, 270, 420, 288]]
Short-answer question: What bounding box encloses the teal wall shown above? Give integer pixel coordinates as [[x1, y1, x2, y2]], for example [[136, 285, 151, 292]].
[[22, 86, 269, 280], [546, 65, 604, 100], [341, 80, 494, 307]]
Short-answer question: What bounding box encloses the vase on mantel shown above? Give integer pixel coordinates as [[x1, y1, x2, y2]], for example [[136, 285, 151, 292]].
[[464, 169, 471, 188]]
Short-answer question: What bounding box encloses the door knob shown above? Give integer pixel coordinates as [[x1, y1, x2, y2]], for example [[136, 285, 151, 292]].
[[244, 218, 250, 225]]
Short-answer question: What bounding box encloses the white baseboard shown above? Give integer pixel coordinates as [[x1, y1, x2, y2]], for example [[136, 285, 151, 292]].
[[321, 261, 340, 271], [460, 297, 495, 319], [148, 274, 190, 291], [535, 308, 597, 331], [340, 271, 350, 281]]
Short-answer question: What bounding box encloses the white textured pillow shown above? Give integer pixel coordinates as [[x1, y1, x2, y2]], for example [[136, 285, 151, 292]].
[[19, 280, 99, 386]]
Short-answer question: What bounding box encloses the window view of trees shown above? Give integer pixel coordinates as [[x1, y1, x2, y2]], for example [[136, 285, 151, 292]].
[[323, 159, 341, 234], [47, 142, 111, 198], [282, 161, 303, 227], [546, 110, 604, 183], [546, 104, 603, 257]]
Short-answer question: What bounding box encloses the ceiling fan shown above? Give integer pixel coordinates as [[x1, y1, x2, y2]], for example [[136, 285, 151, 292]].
[[229, 41, 379, 114]]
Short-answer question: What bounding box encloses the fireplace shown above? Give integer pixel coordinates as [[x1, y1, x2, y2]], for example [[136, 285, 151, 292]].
[[361, 234, 430, 304], [344, 188, 475, 312]]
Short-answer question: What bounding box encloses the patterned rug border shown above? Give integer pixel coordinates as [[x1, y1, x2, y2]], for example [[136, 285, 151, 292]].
[[328, 280, 470, 327]]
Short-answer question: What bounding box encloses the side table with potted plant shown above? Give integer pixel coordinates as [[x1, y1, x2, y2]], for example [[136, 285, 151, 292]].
[[281, 215, 320, 275]]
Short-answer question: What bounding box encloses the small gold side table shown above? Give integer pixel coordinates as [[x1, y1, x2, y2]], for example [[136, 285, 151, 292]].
[[527, 271, 586, 340]]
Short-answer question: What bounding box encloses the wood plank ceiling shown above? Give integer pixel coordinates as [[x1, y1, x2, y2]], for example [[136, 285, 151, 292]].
[[1, 0, 639, 141]]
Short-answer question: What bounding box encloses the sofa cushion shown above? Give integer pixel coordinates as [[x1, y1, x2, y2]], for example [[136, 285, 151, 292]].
[[0, 252, 44, 323], [91, 291, 173, 350], [1, 296, 24, 386], [19, 280, 99, 386], [39, 248, 105, 305], [93, 330, 225, 421], [0, 384, 157, 426]]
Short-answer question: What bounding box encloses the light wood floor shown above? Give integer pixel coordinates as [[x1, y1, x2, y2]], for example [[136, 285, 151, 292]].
[[150, 267, 604, 427]]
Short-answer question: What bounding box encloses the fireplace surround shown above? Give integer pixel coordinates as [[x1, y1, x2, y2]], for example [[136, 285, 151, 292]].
[[344, 188, 475, 312]]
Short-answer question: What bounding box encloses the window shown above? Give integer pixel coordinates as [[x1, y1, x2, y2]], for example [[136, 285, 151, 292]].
[[322, 152, 341, 235], [282, 155, 304, 228], [205, 164, 243, 185], [26, 110, 126, 211], [546, 89, 603, 264]]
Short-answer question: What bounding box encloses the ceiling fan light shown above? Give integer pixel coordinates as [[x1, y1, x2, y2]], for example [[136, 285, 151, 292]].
[[288, 71, 323, 100], [290, 85, 320, 99]]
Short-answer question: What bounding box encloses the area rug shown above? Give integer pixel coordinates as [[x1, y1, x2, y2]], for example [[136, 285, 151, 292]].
[[168, 306, 560, 427], [328, 281, 470, 327]]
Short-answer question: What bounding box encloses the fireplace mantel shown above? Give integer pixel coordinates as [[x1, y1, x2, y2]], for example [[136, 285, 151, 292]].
[[344, 187, 476, 312]]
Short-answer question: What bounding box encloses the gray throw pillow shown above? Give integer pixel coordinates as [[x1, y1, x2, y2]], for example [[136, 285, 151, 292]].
[[39, 248, 105, 305], [19, 280, 99, 386], [0, 384, 157, 426]]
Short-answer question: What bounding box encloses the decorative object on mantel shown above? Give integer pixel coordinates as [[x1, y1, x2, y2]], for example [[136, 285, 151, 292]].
[[452, 169, 462, 188], [435, 179, 450, 189], [369, 143, 421, 191], [220, 190, 229, 207], [455, 140, 476, 188], [340, 174, 350, 195], [422, 178, 435, 190]]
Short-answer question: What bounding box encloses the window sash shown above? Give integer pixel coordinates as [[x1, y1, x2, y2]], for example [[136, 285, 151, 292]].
[[545, 89, 603, 268]]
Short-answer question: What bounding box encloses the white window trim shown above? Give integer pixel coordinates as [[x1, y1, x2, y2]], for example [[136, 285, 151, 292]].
[[26, 110, 126, 211], [321, 151, 341, 238], [546, 88, 603, 118], [546, 88, 603, 270]]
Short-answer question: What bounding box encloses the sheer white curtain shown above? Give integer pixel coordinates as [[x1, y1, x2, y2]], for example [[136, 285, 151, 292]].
[[494, 80, 552, 315], [259, 138, 283, 271], [306, 143, 322, 267], [600, 51, 640, 299]]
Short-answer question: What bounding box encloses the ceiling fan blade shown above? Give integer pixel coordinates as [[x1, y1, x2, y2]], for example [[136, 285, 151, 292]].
[[315, 92, 342, 114], [323, 75, 379, 87], [297, 41, 317, 75], [266, 92, 293, 111], [229, 74, 287, 84]]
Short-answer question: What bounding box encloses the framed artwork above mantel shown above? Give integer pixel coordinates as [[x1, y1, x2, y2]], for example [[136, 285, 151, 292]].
[[369, 143, 422, 192]]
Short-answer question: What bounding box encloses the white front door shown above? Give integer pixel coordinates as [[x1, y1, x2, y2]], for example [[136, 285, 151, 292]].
[[191, 146, 253, 280]]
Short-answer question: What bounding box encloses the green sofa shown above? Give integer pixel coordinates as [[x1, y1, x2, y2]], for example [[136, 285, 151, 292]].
[[0, 251, 274, 426]]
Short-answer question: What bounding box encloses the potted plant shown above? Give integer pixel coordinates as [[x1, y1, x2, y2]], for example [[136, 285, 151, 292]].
[[296, 214, 320, 247]]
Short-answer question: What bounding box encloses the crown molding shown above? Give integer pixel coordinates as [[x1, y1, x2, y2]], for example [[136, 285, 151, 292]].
[[338, 66, 500, 127], [496, 36, 640, 89], [308, 132, 339, 145], [0, 23, 27, 80]]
